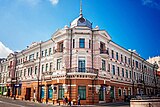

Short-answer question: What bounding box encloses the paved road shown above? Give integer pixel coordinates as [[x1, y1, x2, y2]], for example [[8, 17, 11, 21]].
[[0, 96, 130, 107]]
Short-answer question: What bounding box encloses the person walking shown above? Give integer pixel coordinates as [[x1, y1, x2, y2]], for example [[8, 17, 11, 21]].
[[77, 94, 81, 106], [62, 96, 66, 105], [65, 96, 68, 105]]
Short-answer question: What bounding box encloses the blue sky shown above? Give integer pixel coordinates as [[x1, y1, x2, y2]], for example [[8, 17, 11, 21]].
[[0, 0, 160, 59]]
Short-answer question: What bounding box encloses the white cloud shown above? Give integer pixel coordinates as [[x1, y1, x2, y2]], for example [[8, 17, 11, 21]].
[[49, 0, 59, 5], [0, 42, 13, 58], [141, 0, 160, 10]]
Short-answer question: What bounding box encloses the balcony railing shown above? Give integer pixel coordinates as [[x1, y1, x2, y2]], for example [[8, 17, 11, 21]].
[[100, 49, 109, 54], [66, 67, 98, 74]]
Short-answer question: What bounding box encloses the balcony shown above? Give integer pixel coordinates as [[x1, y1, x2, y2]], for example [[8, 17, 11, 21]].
[[66, 67, 98, 75], [23, 59, 35, 66], [100, 49, 109, 58]]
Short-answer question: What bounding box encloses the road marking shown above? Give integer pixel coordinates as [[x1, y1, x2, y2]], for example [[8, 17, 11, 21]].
[[0, 100, 26, 107]]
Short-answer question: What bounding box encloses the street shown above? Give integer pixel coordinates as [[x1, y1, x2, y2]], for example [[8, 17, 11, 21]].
[[0, 96, 130, 107]]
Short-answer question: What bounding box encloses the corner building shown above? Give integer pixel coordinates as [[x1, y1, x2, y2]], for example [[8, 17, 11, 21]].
[[1, 10, 159, 105]]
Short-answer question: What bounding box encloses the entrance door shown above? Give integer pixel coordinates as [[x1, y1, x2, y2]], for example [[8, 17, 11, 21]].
[[8, 89, 10, 96], [99, 86, 104, 101], [25, 88, 31, 100]]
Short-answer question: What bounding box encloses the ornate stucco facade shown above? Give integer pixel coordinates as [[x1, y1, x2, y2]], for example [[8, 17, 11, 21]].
[[0, 8, 159, 105]]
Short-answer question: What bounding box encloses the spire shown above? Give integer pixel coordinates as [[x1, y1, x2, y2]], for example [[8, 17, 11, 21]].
[[80, 0, 83, 17]]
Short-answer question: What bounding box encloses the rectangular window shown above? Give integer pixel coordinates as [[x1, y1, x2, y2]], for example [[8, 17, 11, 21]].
[[126, 70, 128, 78], [79, 38, 85, 48], [73, 39, 75, 48], [49, 48, 52, 55], [41, 51, 44, 57], [57, 59, 62, 70], [78, 86, 86, 100], [116, 52, 118, 60], [36, 52, 39, 59], [111, 50, 114, 58], [45, 49, 47, 56], [89, 40, 91, 49], [108, 64, 110, 72], [35, 66, 37, 74], [122, 68, 124, 77], [28, 68, 30, 76], [46, 63, 48, 71], [130, 71, 132, 79], [49, 62, 52, 71], [133, 60, 134, 66], [121, 54, 123, 62], [58, 85, 64, 100], [128, 58, 131, 65], [30, 67, 32, 75], [42, 64, 44, 73], [112, 65, 115, 75], [117, 67, 120, 76], [107, 48, 109, 55], [29, 54, 34, 61], [59, 42, 63, 52], [125, 56, 127, 64], [78, 58, 85, 72], [134, 72, 136, 79], [102, 59, 106, 71], [48, 85, 53, 99], [24, 69, 26, 76], [136, 61, 138, 68]]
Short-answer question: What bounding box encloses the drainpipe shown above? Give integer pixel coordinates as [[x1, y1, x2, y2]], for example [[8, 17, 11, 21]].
[[142, 60, 145, 95], [69, 29, 73, 103], [37, 42, 42, 102], [14, 53, 17, 100], [91, 29, 94, 104], [130, 51, 134, 96]]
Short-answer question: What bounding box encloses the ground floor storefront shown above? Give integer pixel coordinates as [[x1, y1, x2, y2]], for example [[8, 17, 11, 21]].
[[4, 78, 157, 105]]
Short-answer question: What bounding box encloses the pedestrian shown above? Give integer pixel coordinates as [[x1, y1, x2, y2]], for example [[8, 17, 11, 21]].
[[62, 96, 66, 105], [77, 94, 81, 106], [65, 96, 68, 105], [68, 97, 71, 106]]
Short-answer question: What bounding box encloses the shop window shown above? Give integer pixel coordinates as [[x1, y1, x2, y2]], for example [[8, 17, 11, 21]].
[[118, 89, 122, 96], [48, 86, 53, 99], [58, 85, 64, 100], [110, 86, 114, 99], [78, 86, 86, 100], [18, 87, 21, 95], [41, 86, 45, 99]]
